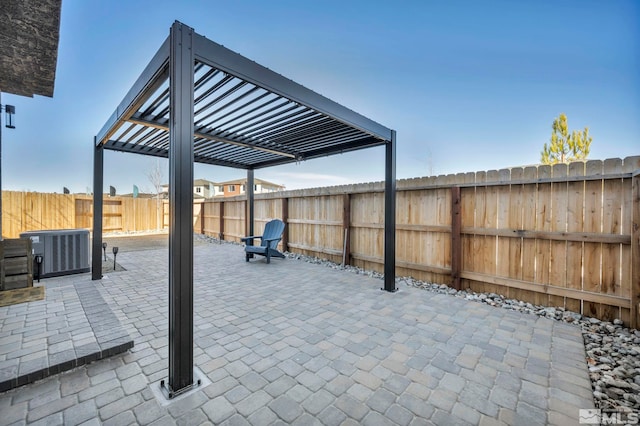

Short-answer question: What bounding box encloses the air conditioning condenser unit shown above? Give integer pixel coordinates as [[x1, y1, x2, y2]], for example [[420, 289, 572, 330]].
[[20, 229, 90, 278]]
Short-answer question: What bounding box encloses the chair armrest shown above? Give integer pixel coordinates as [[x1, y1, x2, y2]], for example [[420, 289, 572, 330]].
[[263, 237, 281, 243], [241, 235, 262, 243]]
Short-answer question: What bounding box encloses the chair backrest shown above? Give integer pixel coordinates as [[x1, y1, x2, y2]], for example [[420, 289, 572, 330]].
[[262, 219, 285, 248]]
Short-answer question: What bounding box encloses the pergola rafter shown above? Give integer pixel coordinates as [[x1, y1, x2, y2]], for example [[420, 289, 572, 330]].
[[92, 21, 396, 397]]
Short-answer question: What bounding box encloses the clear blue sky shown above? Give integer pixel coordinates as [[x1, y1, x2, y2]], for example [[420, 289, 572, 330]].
[[2, 0, 638, 194]]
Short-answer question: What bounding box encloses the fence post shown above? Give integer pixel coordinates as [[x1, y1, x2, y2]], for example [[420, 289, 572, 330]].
[[219, 201, 225, 241], [200, 201, 204, 235], [342, 193, 351, 266], [451, 186, 462, 290], [281, 197, 289, 252], [632, 172, 640, 328]]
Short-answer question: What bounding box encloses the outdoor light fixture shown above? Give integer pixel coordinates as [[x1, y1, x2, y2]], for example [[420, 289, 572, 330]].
[[0, 92, 17, 239], [4, 105, 15, 129], [102, 242, 108, 261], [35, 255, 43, 282], [112, 246, 119, 270]]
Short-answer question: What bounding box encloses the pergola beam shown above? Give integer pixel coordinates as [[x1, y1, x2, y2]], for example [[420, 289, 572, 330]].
[[96, 37, 170, 146]]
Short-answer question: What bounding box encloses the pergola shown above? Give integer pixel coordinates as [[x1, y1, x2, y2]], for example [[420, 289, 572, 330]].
[[93, 21, 396, 398]]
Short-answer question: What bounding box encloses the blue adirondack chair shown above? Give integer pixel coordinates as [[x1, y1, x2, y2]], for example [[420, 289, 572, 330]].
[[241, 219, 286, 263]]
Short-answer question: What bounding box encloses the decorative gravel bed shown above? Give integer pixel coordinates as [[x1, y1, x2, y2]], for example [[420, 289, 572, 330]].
[[197, 234, 640, 412]]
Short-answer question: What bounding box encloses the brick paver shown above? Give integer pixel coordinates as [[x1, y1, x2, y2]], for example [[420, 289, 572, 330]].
[[0, 239, 595, 424]]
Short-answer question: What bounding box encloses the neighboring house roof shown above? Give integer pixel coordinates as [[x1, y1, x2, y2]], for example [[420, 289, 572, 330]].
[[218, 178, 285, 189], [162, 178, 216, 189], [0, 0, 62, 97], [194, 178, 216, 186]]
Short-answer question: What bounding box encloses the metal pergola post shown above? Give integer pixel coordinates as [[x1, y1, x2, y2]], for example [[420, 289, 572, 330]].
[[247, 169, 254, 239], [161, 21, 198, 398], [91, 139, 103, 280], [383, 130, 396, 292]]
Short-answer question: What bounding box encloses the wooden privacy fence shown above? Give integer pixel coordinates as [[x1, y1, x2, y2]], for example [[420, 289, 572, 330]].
[[1, 192, 162, 238], [196, 157, 640, 327]]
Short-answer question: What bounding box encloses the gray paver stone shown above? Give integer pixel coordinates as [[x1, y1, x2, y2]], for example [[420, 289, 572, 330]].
[[247, 406, 278, 426], [326, 374, 355, 397], [365, 388, 396, 413], [334, 394, 371, 421], [291, 413, 323, 426], [397, 392, 435, 419], [385, 403, 413, 426], [296, 371, 325, 392], [516, 401, 548, 425], [301, 389, 335, 415], [29, 412, 64, 426], [225, 385, 251, 404], [431, 408, 475, 426], [202, 396, 235, 423], [133, 399, 166, 425], [362, 411, 397, 426], [221, 413, 251, 426], [452, 402, 482, 425], [203, 376, 238, 399], [269, 395, 303, 423], [238, 371, 268, 392], [317, 405, 348, 426], [235, 390, 272, 417], [1, 401, 28, 425], [122, 373, 148, 395], [27, 395, 76, 423], [383, 374, 411, 394], [347, 383, 373, 402], [63, 400, 98, 426], [176, 408, 207, 426], [99, 393, 142, 421], [264, 375, 297, 398], [95, 388, 124, 409], [103, 410, 136, 426]]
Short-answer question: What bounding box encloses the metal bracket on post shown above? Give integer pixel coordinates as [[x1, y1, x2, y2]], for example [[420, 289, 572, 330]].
[[160, 377, 201, 400]]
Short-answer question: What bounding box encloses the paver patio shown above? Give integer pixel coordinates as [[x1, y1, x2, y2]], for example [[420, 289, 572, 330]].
[[0, 239, 594, 425]]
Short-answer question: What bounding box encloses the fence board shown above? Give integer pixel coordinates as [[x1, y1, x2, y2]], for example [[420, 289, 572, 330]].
[[460, 174, 476, 286], [506, 168, 523, 301], [482, 171, 499, 295], [602, 159, 623, 321], [519, 166, 537, 304], [566, 161, 585, 313], [549, 163, 568, 308], [584, 160, 603, 317]]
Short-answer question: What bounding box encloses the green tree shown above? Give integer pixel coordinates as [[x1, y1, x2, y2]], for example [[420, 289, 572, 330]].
[[540, 113, 592, 165]]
